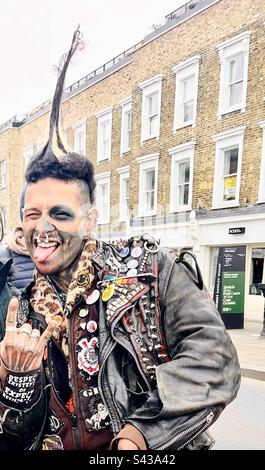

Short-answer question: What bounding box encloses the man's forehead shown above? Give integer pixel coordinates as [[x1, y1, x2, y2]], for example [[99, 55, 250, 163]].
[[24, 178, 81, 206]]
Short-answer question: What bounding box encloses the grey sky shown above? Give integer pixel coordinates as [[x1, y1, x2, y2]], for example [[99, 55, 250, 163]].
[[0, 0, 185, 124]]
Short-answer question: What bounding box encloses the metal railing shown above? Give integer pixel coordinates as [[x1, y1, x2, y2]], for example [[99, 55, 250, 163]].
[[165, 0, 204, 22]]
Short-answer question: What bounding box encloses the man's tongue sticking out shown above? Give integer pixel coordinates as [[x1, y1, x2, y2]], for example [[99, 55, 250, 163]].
[[34, 244, 58, 263]]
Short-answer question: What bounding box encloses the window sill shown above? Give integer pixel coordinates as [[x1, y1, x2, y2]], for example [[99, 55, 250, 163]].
[[97, 220, 110, 225], [120, 148, 131, 157], [211, 202, 240, 210], [218, 105, 246, 119], [169, 206, 191, 213], [173, 121, 195, 133], [97, 159, 111, 165], [141, 135, 159, 145]]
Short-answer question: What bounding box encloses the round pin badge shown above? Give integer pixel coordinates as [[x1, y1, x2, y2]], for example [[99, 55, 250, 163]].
[[131, 246, 142, 258], [102, 284, 115, 302], [79, 308, 89, 318], [119, 264, 128, 274], [77, 271, 91, 287], [127, 259, 138, 269], [127, 268, 138, 277], [120, 247, 129, 258], [86, 289, 100, 305], [87, 320, 98, 333]]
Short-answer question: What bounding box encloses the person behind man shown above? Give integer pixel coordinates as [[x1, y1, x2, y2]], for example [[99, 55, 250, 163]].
[[0, 188, 34, 291], [0, 28, 241, 451]]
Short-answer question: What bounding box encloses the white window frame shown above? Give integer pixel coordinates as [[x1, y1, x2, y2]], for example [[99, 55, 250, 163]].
[[217, 31, 251, 118], [117, 166, 130, 222], [95, 172, 111, 225], [23, 146, 34, 172], [172, 56, 200, 131], [258, 121, 265, 203], [120, 97, 132, 155], [139, 75, 163, 143], [96, 108, 113, 163], [74, 121, 87, 156], [169, 142, 195, 213], [212, 126, 246, 209], [0, 160, 7, 189], [1, 207, 7, 234], [137, 153, 159, 217]]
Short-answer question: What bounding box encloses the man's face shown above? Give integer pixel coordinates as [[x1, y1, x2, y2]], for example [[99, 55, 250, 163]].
[[23, 177, 95, 275]]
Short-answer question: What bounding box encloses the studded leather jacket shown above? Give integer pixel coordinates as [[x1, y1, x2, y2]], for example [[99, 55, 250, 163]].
[[0, 236, 241, 450]]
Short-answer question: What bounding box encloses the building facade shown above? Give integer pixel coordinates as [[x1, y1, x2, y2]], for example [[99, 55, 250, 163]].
[[1, 0, 265, 323]]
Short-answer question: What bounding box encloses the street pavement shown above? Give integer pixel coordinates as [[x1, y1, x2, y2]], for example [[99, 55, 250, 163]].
[[228, 319, 265, 381], [210, 376, 265, 450]]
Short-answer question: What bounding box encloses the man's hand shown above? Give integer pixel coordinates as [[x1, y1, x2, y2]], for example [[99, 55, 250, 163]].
[[0, 297, 57, 373], [117, 438, 139, 450]]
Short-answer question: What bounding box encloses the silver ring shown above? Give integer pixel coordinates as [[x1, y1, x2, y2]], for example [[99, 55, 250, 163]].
[[144, 241, 159, 254], [5, 326, 17, 332], [20, 330, 30, 336], [36, 233, 49, 244], [20, 324, 32, 336], [30, 332, 40, 340]]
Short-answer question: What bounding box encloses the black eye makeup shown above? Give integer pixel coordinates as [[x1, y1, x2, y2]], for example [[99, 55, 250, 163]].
[[49, 205, 75, 220]]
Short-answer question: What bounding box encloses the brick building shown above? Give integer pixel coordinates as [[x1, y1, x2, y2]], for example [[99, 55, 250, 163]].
[[1, 0, 265, 323]]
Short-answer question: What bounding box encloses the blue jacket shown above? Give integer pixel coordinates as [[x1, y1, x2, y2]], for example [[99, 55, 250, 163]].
[[0, 247, 34, 291]]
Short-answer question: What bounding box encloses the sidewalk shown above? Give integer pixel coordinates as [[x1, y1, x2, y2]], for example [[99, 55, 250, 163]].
[[228, 320, 265, 381]]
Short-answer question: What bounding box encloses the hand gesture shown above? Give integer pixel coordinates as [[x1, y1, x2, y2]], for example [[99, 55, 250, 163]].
[[0, 297, 57, 372]]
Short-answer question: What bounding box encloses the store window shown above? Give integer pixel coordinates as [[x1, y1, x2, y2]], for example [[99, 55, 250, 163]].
[[249, 248, 265, 295], [209, 247, 219, 293]]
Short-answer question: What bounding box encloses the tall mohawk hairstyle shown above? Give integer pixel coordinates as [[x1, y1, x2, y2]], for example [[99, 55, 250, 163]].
[[25, 27, 96, 204]]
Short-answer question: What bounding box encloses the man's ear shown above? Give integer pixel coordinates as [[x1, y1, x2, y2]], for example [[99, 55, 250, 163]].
[[87, 208, 98, 230], [81, 207, 98, 239]]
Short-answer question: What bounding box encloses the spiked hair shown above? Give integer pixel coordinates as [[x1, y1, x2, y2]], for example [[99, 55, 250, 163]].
[[25, 27, 96, 204]]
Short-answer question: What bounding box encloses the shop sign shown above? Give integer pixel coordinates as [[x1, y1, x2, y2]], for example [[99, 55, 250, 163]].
[[213, 246, 246, 329]]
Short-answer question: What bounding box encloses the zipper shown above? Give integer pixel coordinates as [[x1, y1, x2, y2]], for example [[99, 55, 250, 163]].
[[155, 410, 215, 450], [98, 338, 122, 434], [66, 316, 81, 449], [111, 305, 152, 393]]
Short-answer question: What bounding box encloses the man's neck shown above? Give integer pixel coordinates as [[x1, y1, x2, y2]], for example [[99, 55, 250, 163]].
[[49, 257, 80, 293]]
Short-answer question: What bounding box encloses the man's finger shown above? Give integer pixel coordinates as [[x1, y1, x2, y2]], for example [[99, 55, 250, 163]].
[[32, 321, 57, 358], [5, 298, 19, 330]]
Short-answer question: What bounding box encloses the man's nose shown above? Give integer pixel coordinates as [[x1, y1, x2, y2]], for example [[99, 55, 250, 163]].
[[35, 217, 56, 235]]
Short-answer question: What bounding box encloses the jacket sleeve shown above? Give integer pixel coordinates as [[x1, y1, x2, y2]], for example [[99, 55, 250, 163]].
[[0, 271, 46, 449], [125, 248, 241, 450]]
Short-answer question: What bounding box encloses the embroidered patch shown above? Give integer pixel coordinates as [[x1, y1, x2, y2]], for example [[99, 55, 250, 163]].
[[79, 387, 110, 432], [48, 409, 63, 434], [0, 371, 41, 410], [42, 434, 64, 450], [77, 337, 99, 376]]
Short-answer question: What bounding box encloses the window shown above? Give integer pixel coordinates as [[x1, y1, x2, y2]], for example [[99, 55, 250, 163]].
[[95, 172, 111, 224], [1, 207, 7, 235], [139, 75, 162, 143], [120, 98, 132, 155], [249, 248, 265, 295], [96, 108, 113, 163], [258, 121, 265, 203], [209, 247, 219, 293], [117, 166, 130, 221], [0, 160, 6, 189], [137, 153, 159, 216], [212, 127, 245, 209], [74, 122, 86, 155], [23, 146, 34, 172], [172, 56, 200, 130], [169, 142, 195, 212], [217, 31, 251, 118]]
